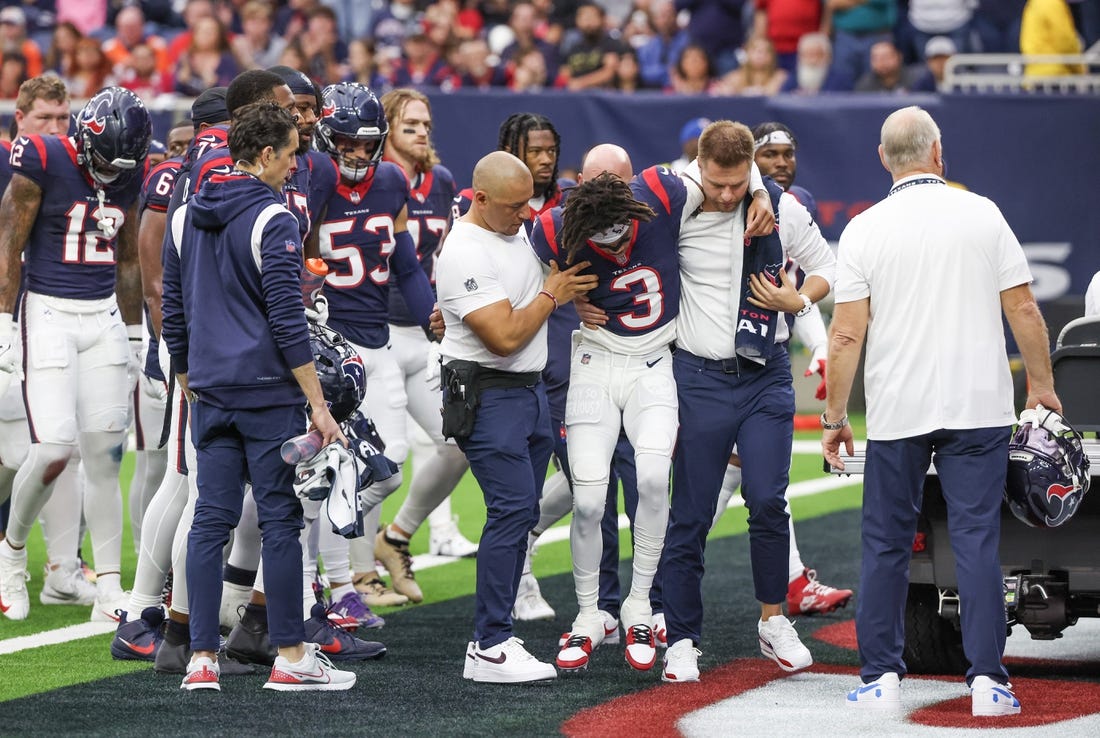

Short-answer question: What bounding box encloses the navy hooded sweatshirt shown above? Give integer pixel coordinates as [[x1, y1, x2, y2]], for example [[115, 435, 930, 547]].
[[161, 171, 313, 409]]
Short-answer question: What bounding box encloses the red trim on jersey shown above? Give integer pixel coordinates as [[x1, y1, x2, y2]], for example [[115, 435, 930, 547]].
[[641, 166, 672, 214], [0, 140, 10, 156], [535, 189, 563, 217], [336, 167, 378, 201], [538, 210, 559, 257], [588, 220, 640, 265], [25, 134, 49, 170], [410, 168, 434, 202], [194, 154, 232, 194]]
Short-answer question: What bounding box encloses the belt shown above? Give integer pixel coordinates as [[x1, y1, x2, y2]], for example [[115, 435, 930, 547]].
[[674, 347, 765, 375], [477, 367, 541, 390]]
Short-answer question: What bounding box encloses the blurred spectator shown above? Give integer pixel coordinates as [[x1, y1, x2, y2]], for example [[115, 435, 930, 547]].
[[167, 0, 216, 66], [69, 38, 112, 97], [972, 0, 1026, 53], [509, 46, 554, 90], [454, 36, 505, 88], [637, 0, 689, 88], [543, 0, 580, 46], [753, 0, 827, 72], [344, 37, 389, 88], [828, 0, 897, 85], [278, 37, 308, 71], [233, 0, 288, 69], [669, 116, 709, 171], [0, 52, 28, 100], [371, 0, 421, 55], [499, 2, 562, 83], [44, 20, 83, 79], [613, 47, 642, 92], [780, 31, 855, 92], [669, 42, 719, 93], [274, 0, 322, 42], [453, 0, 485, 40], [717, 35, 788, 94], [909, 34, 955, 91], [0, 7, 43, 78], [480, 0, 515, 30], [423, 1, 459, 55], [118, 42, 174, 101], [1022, 0, 1085, 77], [855, 38, 922, 91], [392, 32, 454, 87], [323, 0, 381, 43], [560, 1, 623, 90], [676, 0, 748, 75], [174, 16, 241, 95], [907, 0, 973, 60], [103, 6, 170, 78], [56, 0, 108, 37], [620, 6, 656, 49], [299, 6, 349, 82]]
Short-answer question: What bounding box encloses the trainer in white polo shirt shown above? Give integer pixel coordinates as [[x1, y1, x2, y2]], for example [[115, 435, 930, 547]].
[[824, 105, 1058, 716]]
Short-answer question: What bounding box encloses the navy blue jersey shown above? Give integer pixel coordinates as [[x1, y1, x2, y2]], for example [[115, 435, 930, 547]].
[[305, 150, 337, 230], [452, 177, 573, 230], [12, 135, 141, 300], [165, 126, 230, 221], [140, 156, 182, 214], [788, 184, 819, 224], [387, 163, 455, 326], [531, 166, 686, 338], [319, 162, 417, 349]]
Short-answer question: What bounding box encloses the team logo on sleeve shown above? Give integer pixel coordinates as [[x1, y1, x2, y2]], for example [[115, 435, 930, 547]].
[[464, 278, 478, 292]]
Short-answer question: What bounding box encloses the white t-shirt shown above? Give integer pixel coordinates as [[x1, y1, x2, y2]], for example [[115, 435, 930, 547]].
[[675, 160, 836, 359], [835, 175, 1033, 440], [437, 220, 548, 373], [1085, 271, 1100, 317]]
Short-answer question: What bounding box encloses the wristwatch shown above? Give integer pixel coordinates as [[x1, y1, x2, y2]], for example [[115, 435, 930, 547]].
[[795, 294, 813, 318], [820, 412, 848, 431]]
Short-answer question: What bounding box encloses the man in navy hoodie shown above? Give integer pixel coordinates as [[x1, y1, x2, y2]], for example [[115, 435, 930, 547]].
[[161, 102, 354, 694]]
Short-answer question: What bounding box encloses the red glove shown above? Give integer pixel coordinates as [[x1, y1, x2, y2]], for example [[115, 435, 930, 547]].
[[804, 347, 827, 401]]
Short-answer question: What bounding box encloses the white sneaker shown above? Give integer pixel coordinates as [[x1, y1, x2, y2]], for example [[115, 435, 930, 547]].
[[0, 542, 30, 620], [429, 516, 479, 558], [758, 616, 812, 672], [471, 637, 557, 683], [91, 589, 132, 623], [264, 642, 357, 691], [971, 675, 1021, 716], [620, 598, 656, 671], [652, 612, 668, 648], [845, 672, 902, 710], [557, 609, 620, 647], [662, 638, 701, 683], [556, 611, 607, 671], [512, 573, 555, 621], [41, 559, 97, 606], [463, 641, 476, 679], [219, 582, 252, 631]]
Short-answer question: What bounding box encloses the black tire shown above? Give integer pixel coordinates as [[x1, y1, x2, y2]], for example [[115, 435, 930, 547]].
[[903, 583, 969, 675]]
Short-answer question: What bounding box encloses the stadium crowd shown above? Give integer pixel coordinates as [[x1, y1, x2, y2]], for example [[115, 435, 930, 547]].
[[0, 0, 1094, 101]]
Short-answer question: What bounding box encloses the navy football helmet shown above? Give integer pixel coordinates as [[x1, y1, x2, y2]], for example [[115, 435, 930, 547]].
[[314, 82, 388, 182], [1005, 406, 1091, 528], [75, 87, 152, 188], [309, 323, 365, 424]]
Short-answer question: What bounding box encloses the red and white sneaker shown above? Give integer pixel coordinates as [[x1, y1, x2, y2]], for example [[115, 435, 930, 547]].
[[557, 610, 619, 647], [556, 612, 607, 671], [624, 624, 657, 671], [652, 612, 668, 648], [180, 656, 220, 691], [787, 568, 853, 616], [263, 642, 356, 691]]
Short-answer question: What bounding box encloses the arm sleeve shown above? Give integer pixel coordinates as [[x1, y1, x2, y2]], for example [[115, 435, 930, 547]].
[[791, 303, 828, 351], [778, 192, 835, 288], [160, 206, 188, 373], [259, 213, 313, 369], [391, 230, 436, 327]]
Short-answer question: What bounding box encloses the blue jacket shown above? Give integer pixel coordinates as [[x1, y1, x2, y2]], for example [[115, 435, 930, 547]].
[[162, 171, 312, 409]]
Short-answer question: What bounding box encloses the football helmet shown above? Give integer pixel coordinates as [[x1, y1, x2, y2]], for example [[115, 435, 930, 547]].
[[309, 323, 365, 424], [1005, 405, 1091, 528], [314, 82, 388, 182], [75, 87, 152, 188]]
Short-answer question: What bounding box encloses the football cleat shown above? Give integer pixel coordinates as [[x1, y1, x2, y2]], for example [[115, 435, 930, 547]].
[[0, 543, 30, 621], [303, 602, 386, 661], [787, 568, 853, 616], [624, 624, 657, 671], [90, 588, 131, 623], [556, 612, 608, 671], [428, 516, 479, 558], [329, 591, 384, 630], [40, 559, 97, 605], [374, 529, 423, 603], [110, 606, 166, 661], [652, 612, 668, 648], [354, 574, 409, 608], [558, 609, 619, 647], [224, 606, 277, 666], [512, 572, 555, 621], [264, 642, 356, 692], [219, 582, 251, 633]]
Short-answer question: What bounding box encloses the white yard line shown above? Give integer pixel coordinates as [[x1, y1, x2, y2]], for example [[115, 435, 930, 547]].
[[0, 462, 861, 656]]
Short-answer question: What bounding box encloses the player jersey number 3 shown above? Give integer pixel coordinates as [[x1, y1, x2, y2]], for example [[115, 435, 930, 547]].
[[611, 266, 664, 330], [320, 214, 397, 288]]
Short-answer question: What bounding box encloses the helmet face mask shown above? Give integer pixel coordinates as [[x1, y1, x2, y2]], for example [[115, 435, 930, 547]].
[[309, 323, 366, 424], [76, 87, 151, 189], [315, 82, 388, 183], [1005, 406, 1091, 528]]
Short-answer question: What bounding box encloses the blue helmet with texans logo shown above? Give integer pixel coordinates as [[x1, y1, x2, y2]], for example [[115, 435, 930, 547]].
[[1005, 406, 1091, 528], [309, 323, 365, 424], [314, 82, 388, 182], [75, 86, 152, 188]]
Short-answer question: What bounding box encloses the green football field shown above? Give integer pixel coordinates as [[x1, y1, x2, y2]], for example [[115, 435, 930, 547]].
[[0, 425, 863, 705]]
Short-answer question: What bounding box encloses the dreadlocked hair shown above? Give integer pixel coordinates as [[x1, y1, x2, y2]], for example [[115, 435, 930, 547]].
[[559, 173, 656, 264], [497, 112, 561, 200]]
